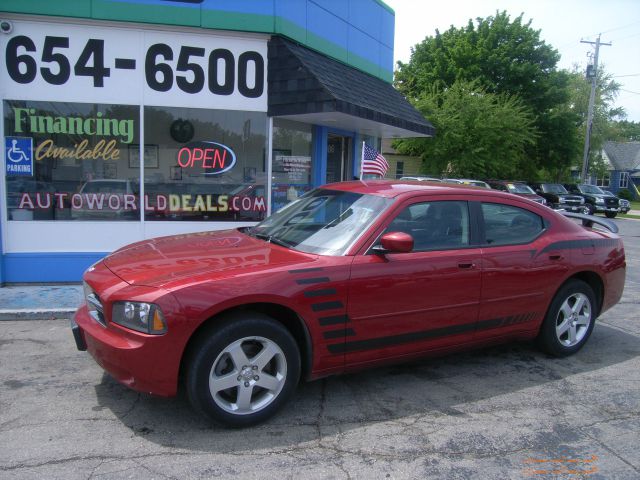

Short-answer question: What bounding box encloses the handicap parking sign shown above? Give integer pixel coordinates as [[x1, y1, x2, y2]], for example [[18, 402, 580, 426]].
[[6, 136, 34, 176]]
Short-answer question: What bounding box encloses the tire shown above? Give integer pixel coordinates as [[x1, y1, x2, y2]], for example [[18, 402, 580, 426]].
[[537, 279, 597, 357], [586, 203, 595, 215], [185, 312, 300, 427], [605, 211, 617, 218]]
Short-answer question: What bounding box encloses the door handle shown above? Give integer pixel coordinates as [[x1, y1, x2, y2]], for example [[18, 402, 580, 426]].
[[458, 262, 475, 269], [549, 254, 563, 261]]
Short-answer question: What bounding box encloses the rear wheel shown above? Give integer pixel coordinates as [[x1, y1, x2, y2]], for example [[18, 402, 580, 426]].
[[186, 313, 300, 427], [605, 211, 617, 218], [586, 204, 595, 215], [537, 279, 597, 357]]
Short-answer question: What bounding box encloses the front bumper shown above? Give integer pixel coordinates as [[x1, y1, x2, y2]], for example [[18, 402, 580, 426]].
[[594, 205, 619, 213], [72, 306, 179, 396], [556, 203, 587, 213]]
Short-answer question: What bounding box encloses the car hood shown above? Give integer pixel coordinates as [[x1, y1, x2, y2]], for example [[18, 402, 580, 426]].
[[103, 229, 317, 288]]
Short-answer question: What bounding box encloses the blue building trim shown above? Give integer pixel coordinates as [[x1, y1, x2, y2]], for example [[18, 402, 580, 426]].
[[312, 126, 328, 187], [0, 221, 4, 285], [3, 253, 107, 283]]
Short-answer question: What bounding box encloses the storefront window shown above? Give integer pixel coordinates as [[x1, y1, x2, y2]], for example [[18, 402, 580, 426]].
[[143, 106, 267, 221], [272, 119, 313, 212], [4, 100, 139, 221]]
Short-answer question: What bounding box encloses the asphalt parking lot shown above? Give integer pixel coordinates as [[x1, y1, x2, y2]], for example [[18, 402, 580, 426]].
[[1, 218, 639, 480]]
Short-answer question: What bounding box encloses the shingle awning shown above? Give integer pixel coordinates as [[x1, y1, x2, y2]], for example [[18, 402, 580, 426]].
[[268, 37, 435, 138]]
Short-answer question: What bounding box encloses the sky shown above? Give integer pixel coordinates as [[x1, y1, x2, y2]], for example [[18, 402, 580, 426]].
[[384, 0, 640, 123]]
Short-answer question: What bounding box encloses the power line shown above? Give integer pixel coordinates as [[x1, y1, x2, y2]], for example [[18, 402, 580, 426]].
[[614, 74, 640, 78], [585, 19, 640, 38]]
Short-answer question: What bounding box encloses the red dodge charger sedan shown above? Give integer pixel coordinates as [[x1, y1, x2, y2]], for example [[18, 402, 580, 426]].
[[72, 181, 626, 426]]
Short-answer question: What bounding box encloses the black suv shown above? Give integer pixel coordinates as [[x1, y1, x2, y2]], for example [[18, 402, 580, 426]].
[[563, 184, 620, 218], [529, 183, 588, 213]]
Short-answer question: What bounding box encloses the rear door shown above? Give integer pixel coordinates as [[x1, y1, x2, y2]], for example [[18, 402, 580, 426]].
[[475, 201, 569, 338]]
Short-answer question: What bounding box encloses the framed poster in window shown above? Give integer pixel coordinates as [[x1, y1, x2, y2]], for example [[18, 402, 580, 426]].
[[129, 144, 159, 169]]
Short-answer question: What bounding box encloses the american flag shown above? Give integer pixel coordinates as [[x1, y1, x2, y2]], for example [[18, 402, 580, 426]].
[[361, 143, 389, 178]]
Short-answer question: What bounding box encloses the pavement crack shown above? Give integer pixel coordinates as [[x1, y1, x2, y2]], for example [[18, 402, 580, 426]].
[[581, 430, 640, 473]]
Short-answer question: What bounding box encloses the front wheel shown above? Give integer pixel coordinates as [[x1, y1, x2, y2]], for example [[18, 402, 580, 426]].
[[185, 312, 300, 427], [605, 211, 617, 218], [537, 279, 597, 357]]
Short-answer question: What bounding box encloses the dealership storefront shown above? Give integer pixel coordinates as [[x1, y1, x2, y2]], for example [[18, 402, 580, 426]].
[[0, 0, 433, 283]]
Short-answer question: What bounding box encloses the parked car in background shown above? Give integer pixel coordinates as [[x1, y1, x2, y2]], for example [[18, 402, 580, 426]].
[[529, 183, 588, 214], [564, 183, 620, 218], [399, 176, 442, 182], [603, 190, 631, 214], [487, 181, 547, 206], [442, 178, 491, 188], [72, 180, 626, 427]]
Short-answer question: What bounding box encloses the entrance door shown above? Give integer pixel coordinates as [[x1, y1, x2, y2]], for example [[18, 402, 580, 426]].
[[326, 135, 352, 183]]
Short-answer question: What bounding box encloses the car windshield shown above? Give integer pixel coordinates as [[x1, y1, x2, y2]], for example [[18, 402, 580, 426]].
[[542, 184, 568, 194], [248, 188, 393, 255], [507, 183, 535, 194], [579, 184, 605, 194]]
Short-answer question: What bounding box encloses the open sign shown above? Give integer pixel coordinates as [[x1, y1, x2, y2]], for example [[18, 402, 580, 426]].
[[177, 141, 236, 174]]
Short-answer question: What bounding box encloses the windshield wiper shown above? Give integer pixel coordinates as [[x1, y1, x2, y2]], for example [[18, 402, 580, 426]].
[[252, 232, 292, 249]]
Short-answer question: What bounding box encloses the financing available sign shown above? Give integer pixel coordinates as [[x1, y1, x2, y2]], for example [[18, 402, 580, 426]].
[[5, 136, 33, 176]]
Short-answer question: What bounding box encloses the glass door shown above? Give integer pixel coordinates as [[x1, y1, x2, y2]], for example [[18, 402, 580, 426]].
[[326, 135, 352, 183]]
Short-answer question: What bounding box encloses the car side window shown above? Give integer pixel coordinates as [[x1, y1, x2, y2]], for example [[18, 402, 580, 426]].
[[481, 203, 544, 246], [383, 201, 470, 251]]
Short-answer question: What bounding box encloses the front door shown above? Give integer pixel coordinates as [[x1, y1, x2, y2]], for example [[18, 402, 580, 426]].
[[326, 135, 352, 183], [344, 198, 482, 367]]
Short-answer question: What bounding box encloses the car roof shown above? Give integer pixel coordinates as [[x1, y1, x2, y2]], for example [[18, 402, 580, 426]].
[[323, 180, 513, 199]]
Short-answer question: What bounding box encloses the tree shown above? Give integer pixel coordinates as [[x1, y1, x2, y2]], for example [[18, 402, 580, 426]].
[[609, 120, 640, 142], [395, 11, 580, 176], [393, 80, 537, 179]]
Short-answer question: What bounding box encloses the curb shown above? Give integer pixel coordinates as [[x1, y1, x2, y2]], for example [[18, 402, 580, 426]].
[[0, 309, 76, 321]]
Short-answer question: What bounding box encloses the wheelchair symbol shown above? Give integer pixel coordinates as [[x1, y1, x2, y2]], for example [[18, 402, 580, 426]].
[[7, 139, 30, 163]]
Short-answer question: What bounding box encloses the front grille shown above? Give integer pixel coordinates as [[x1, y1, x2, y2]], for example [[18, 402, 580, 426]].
[[559, 195, 582, 206], [605, 197, 619, 207]]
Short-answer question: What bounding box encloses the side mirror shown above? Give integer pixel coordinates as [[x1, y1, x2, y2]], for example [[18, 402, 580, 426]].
[[373, 231, 414, 254]]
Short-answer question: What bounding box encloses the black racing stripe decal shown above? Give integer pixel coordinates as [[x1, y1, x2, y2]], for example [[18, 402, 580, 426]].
[[304, 288, 337, 298], [289, 267, 324, 274], [296, 277, 330, 285], [327, 313, 537, 354], [311, 301, 343, 312], [538, 238, 619, 256], [323, 328, 356, 340], [328, 323, 475, 354], [318, 315, 349, 326]]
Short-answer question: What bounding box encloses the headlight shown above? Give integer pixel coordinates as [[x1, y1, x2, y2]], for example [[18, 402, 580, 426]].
[[596, 198, 604, 204], [112, 301, 167, 334]]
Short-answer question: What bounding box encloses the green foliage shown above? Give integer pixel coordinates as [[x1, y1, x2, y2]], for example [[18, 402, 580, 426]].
[[393, 80, 537, 179], [589, 153, 609, 184], [609, 120, 640, 142], [618, 189, 633, 200], [395, 11, 580, 176]]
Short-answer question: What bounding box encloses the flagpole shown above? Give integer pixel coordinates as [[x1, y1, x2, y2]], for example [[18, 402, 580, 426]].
[[360, 141, 365, 181]]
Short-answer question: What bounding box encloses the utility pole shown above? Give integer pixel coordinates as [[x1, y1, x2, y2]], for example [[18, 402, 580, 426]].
[[580, 34, 611, 183]]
